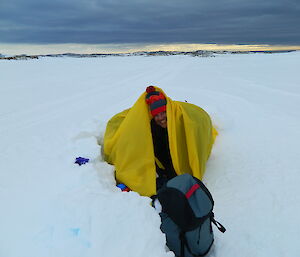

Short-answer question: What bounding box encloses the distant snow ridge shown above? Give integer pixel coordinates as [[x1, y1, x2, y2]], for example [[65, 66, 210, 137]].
[[0, 49, 297, 60], [0, 51, 215, 60]]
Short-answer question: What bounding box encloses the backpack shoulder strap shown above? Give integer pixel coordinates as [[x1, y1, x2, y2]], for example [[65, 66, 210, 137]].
[[179, 232, 185, 257], [211, 212, 226, 233]]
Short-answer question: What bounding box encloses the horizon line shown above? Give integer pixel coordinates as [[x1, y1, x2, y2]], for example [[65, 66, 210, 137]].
[[1, 43, 300, 55]]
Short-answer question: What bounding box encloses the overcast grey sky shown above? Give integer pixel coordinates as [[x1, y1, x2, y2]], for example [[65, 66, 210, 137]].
[[0, 0, 299, 45]]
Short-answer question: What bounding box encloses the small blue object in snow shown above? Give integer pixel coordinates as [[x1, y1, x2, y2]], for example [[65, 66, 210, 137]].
[[117, 183, 127, 190], [75, 157, 89, 166], [70, 228, 80, 236]]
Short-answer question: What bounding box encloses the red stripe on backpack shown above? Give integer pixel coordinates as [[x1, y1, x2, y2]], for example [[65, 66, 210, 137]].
[[185, 184, 200, 199]]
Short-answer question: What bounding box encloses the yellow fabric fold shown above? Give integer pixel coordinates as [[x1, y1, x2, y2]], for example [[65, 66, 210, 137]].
[[103, 87, 217, 196]]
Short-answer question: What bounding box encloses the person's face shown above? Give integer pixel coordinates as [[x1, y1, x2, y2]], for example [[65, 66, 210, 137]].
[[154, 111, 167, 128]]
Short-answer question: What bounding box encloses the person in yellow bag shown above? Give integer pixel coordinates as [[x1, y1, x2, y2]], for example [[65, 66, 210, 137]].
[[103, 86, 217, 197]]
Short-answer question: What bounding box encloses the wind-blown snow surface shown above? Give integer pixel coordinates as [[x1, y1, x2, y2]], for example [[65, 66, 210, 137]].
[[0, 52, 299, 257]]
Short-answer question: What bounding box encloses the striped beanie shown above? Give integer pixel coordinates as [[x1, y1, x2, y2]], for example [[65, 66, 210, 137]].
[[145, 86, 167, 117]]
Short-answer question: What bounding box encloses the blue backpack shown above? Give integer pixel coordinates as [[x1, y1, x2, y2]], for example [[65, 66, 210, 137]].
[[157, 174, 226, 257]]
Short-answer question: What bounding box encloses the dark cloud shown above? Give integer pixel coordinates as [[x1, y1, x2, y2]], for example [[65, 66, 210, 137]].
[[0, 0, 299, 44]]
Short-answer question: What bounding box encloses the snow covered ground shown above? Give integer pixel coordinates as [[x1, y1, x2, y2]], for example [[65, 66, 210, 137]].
[[0, 52, 299, 257]]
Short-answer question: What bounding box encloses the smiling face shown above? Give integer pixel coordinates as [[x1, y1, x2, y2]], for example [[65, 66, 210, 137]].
[[154, 111, 167, 128]]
